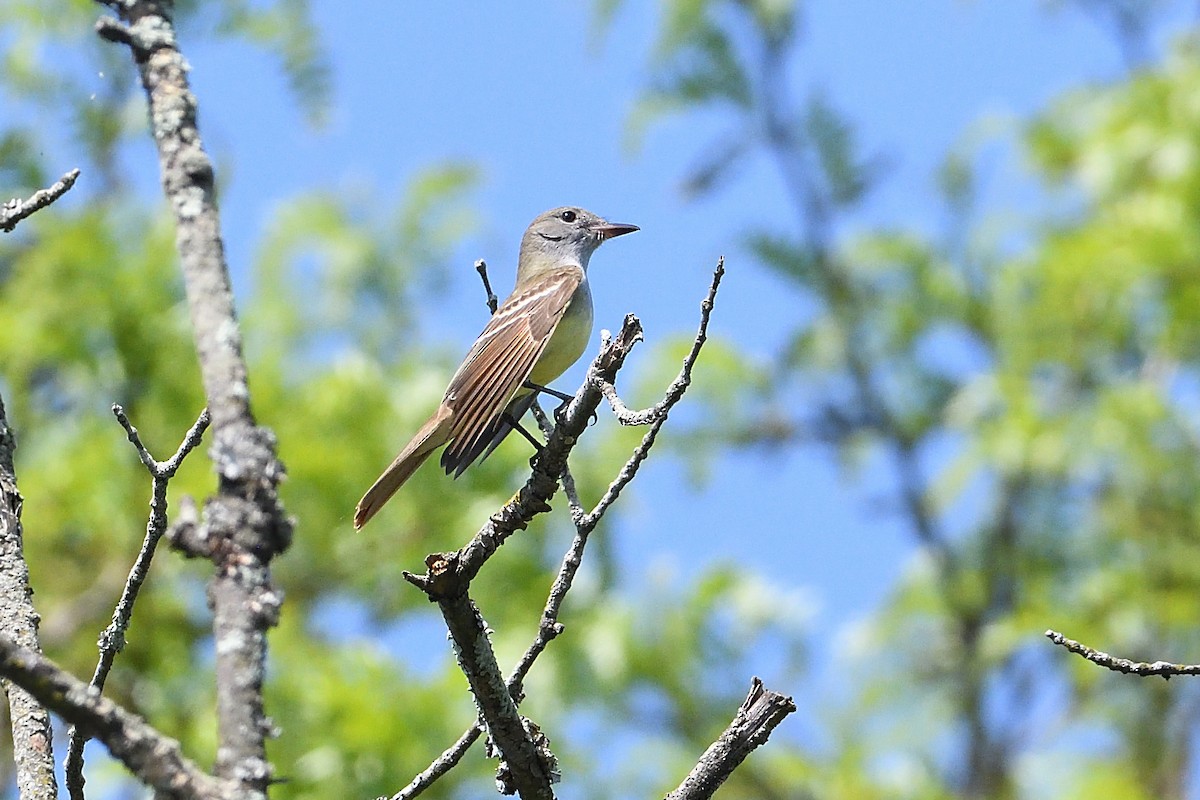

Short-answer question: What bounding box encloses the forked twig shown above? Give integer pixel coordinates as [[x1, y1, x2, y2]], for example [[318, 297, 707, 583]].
[[65, 407, 210, 799]]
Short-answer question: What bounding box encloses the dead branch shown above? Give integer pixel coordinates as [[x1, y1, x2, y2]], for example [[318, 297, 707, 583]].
[[0, 169, 80, 233], [1046, 629, 1200, 678]]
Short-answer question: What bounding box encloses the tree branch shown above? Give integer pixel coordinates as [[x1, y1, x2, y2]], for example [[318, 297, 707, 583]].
[[584, 258, 723, 529], [0, 394, 58, 799], [440, 592, 557, 799], [65, 406, 210, 800], [1045, 630, 1200, 678], [0, 635, 236, 799], [665, 678, 795, 800], [397, 314, 644, 799], [97, 1, 292, 795], [0, 168, 81, 233]]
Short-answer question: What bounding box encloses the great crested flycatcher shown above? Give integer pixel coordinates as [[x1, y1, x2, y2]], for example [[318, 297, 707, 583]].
[[354, 206, 638, 528]]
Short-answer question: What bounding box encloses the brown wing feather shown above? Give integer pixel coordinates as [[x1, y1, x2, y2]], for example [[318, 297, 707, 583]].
[[440, 267, 582, 466]]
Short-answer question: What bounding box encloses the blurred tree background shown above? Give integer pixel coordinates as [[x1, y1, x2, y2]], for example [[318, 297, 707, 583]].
[[3, 0, 1200, 798]]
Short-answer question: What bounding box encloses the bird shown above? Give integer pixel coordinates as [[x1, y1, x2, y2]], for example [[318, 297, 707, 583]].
[[354, 206, 639, 529]]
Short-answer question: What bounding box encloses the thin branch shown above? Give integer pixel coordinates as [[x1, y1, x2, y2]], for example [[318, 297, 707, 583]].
[[0, 394, 58, 799], [584, 258, 723, 529], [0, 635, 235, 800], [1045, 630, 1200, 678], [0, 168, 81, 233], [65, 406, 210, 800], [111, 404, 210, 477], [530, 403, 585, 520], [476, 258, 499, 313], [665, 678, 795, 800], [98, 1, 292, 795], [385, 725, 483, 800]]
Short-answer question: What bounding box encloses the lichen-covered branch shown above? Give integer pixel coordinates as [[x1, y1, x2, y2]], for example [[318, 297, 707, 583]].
[[396, 311, 646, 798], [0, 395, 57, 799], [0, 168, 80, 233], [1046, 629, 1200, 678], [440, 593, 557, 799], [97, 2, 291, 795], [665, 678, 796, 800], [0, 635, 235, 799], [65, 406, 210, 800]]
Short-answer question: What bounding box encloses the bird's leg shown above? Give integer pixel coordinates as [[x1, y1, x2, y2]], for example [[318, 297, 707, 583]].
[[523, 380, 574, 403], [504, 413, 545, 452], [523, 381, 598, 426]]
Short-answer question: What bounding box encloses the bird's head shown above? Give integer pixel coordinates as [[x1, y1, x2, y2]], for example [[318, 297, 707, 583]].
[[520, 206, 638, 275]]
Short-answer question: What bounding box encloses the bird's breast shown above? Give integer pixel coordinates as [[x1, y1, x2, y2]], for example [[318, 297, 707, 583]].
[[529, 281, 593, 386]]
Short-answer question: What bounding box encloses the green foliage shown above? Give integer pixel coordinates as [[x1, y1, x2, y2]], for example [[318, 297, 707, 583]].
[[621, 1, 1200, 797]]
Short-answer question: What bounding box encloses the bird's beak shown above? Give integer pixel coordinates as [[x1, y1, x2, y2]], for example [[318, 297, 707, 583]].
[[593, 221, 639, 241]]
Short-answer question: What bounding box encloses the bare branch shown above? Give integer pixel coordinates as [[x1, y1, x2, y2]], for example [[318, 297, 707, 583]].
[[0, 635, 235, 799], [386, 725, 483, 800], [0, 169, 81, 233], [439, 593, 557, 799], [475, 258, 499, 314], [111, 404, 210, 478], [583, 258, 724, 529], [0, 395, 58, 799], [665, 678, 795, 800], [1045, 630, 1200, 678], [65, 407, 210, 800], [98, 1, 291, 795], [530, 403, 585, 521]]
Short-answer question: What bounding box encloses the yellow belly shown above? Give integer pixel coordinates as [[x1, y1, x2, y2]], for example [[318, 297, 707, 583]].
[[529, 283, 593, 386]]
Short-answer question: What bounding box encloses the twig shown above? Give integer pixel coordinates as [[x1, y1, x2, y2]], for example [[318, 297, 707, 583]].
[[0, 169, 81, 233], [385, 725, 483, 800], [0, 394, 58, 799], [65, 407, 210, 800], [476, 259, 499, 314], [396, 262, 726, 798], [583, 258, 723, 529], [665, 678, 795, 800], [530, 403, 585, 521], [98, 1, 292, 795], [0, 635, 236, 800], [1045, 630, 1200, 678]]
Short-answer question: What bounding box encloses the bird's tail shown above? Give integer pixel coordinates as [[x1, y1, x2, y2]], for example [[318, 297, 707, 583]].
[[354, 404, 454, 529]]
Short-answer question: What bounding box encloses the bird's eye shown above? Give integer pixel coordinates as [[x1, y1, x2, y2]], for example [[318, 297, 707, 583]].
[[560, 210, 577, 223]]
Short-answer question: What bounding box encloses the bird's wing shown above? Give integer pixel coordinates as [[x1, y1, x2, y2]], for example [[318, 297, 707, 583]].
[[441, 266, 583, 466]]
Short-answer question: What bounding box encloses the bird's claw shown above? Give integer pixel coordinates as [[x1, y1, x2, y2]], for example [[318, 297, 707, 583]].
[[554, 399, 570, 426], [552, 400, 597, 427]]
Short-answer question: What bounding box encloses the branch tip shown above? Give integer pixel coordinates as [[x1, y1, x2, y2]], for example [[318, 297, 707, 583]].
[[1, 168, 82, 233], [1046, 629, 1200, 678]]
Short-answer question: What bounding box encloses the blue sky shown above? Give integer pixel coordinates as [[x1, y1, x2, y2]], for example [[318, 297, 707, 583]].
[[163, 0, 1191, 721]]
